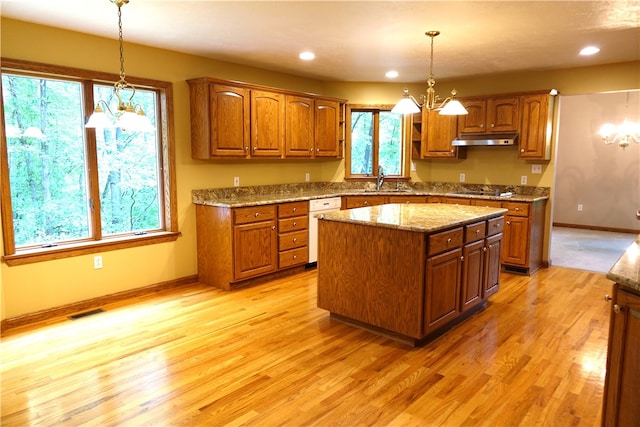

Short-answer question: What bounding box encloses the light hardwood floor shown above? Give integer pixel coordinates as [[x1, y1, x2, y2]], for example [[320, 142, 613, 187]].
[[1, 266, 612, 426]]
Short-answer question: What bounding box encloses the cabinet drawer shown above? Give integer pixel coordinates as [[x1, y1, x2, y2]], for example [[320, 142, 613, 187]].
[[464, 221, 486, 242], [472, 199, 503, 208], [344, 196, 386, 209], [444, 197, 472, 205], [428, 227, 463, 256], [279, 247, 308, 269], [503, 202, 529, 217], [234, 205, 276, 225], [278, 201, 308, 218], [278, 230, 308, 251], [487, 216, 505, 236], [278, 216, 308, 233]]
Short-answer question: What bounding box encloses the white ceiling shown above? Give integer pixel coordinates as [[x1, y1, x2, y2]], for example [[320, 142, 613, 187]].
[[1, 0, 639, 83]]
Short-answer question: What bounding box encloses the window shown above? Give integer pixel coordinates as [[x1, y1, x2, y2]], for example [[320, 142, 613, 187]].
[[0, 59, 178, 265], [345, 104, 411, 180]]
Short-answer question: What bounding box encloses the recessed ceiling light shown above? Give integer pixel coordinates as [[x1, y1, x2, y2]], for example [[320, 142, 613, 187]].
[[385, 70, 399, 79], [299, 51, 315, 61], [580, 46, 600, 56]]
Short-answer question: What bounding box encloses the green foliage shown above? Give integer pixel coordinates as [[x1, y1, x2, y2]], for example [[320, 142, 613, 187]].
[[350, 109, 403, 176]]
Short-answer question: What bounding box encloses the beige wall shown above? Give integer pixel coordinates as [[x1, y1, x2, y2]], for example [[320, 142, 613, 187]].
[[1, 17, 639, 320]]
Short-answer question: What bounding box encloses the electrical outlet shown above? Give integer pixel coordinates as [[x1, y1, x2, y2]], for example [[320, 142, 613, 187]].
[[233, 176, 240, 187], [305, 172, 310, 182], [93, 255, 103, 269], [459, 173, 466, 182], [578, 204, 583, 211], [521, 175, 528, 185], [531, 164, 542, 174]]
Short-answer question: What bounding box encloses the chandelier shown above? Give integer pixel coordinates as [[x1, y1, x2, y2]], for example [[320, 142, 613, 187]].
[[599, 92, 640, 149], [85, 0, 153, 131], [392, 31, 468, 116]]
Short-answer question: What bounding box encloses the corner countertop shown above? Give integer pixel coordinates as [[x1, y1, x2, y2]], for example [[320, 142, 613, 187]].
[[607, 235, 640, 293], [318, 203, 507, 233], [192, 182, 550, 208]]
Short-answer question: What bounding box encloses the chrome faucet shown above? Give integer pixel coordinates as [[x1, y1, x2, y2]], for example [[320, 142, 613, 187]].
[[376, 165, 385, 190]]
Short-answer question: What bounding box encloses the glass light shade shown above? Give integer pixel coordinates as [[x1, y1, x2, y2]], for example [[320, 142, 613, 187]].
[[116, 110, 141, 130], [439, 99, 468, 115], [86, 110, 115, 129], [22, 126, 46, 139], [392, 97, 421, 115]]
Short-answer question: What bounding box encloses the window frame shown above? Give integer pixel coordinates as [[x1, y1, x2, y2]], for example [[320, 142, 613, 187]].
[[344, 103, 412, 182], [0, 58, 179, 266]]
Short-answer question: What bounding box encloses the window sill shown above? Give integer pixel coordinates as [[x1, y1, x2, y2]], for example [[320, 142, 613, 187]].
[[2, 231, 181, 266]]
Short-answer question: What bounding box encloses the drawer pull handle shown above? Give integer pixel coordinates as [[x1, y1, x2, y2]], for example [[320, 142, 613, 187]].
[[495, 223, 501, 227], [447, 238, 452, 244], [271, 225, 276, 230], [254, 212, 259, 217], [476, 229, 480, 234], [364, 201, 369, 205], [293, 207, 297, 212], [293, 222, 297, 226], [506, 221, 511, 225], [614, 304, 621, 313], [293, 238, 297, 243], [515, 208, 520, 211], [293, 255, 297, 260]]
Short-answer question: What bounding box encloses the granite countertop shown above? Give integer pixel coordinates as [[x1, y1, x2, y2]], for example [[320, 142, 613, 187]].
[[192, 182, 550, 208], [318, 203, 507, 233], [607, 234, 640, 293]]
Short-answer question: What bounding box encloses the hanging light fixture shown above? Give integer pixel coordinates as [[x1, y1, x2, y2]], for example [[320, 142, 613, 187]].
[[392, 31, 468, 116], [85, 0, 153, 131], [599, 92, 640, 149]]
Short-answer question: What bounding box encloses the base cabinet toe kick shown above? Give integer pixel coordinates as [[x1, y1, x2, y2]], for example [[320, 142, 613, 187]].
[[317, 203, 506, 345]]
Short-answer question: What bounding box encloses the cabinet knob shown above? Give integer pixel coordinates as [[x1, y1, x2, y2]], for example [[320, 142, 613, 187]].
[[614, 304, 621, 313], [293, 238, 297, 243], [494, 223, 501, 228], [309, 148, 313, 152], [254, 212, 259, 217], [293, 255, 297, 260], [460, 255, 464, 261], [364, 201, 369, 205], [293, 222, 297, 226], [476, 229, 481, 234], [506, 221, 511, 225], [447, 238, 452, 244], [480, 124, 484, 128], [244, 146, 249, 151], [293, 207, 297, 212], [253, 146, 257, 151], [521, 149, 525, 152], [604, 295, 612, 302], [515, 208, 520, 211], [483, 247, 487, 252], [316, 148, 320, 152], [490, 123, 495, 128], [271, 225, 276, 230], [451, 149, 455, 153]]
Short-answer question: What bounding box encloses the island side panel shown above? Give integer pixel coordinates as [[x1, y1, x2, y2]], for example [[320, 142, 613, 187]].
[[317, 220, 426, 339]]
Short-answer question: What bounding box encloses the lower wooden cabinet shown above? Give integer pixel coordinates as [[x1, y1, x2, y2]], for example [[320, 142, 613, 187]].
[[195, 201, 308, 290], [602, 283, 640, 426], [425, 247, 462, 334]]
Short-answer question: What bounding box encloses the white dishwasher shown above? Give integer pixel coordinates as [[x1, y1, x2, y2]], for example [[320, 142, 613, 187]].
[[308, 197, 342, 265]]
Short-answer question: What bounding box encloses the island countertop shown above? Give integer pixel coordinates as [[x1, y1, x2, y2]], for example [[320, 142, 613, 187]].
[[319, 203, 507, 233], [607, 234, 640, 293]]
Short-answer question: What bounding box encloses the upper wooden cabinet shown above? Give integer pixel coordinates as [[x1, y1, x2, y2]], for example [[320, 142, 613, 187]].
[[411, 109, 465, 159], [458, 96, 520, 134], [187, 77, 346, 160], [519, 93, 555, 160]]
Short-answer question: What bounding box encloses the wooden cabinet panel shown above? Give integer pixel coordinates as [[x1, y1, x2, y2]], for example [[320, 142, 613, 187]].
[[487, 216, 505, 236], [421, 109, 460, 158], [503, 215, 529, 266], [233, 220, 277, 280], [472, 199, 503, 208], [278, 229, 308, 251], [519, 93, 554, 160], [251, 90, 285, 157], [483, 233, 502, 298], [278, 246, 308, 269], [461, 240, 484, 312], [428, 227, 463, 256], [278, 216, 308, 233], [603, 286, 640, 427], [443, 197, 472, 205], [503, 201, 529, 217], [387, 195, 429, 204], [464, 221, 486, 242], [458, 96, 519, 134], [343, 196, 386, 209], [234, 205, 276, 225], [315, 100, 341, 157], [425, 248, 462, 334], [285, 95, 314, 157], [278, 201, 308, 218], [209, 84, 251, 157]]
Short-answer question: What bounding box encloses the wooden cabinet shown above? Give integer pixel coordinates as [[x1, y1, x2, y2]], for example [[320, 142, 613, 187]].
[[277, 201, 309, 269], [342, 196, 386, 209], [195, 202, 309, 290], [411, 109, 464, 159], [187, 77, 346, 160], [387, 195, 429, 204], [519, 93, 555, 160], [425, 247, 462, 334], [602, 284, 640, 427], [458, 96, 519, 134]]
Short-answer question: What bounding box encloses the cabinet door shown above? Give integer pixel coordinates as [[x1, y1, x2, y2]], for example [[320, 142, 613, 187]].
[[233, 220, 277, 280], [461, 240, 484, 312], [519, 94, 551, 159], [343, 196, 386, 209], [487, 96, 519, 132], [458, 100, 486, 133], [603, 288, 640, 427], [251, 90, 285, 157], [502, 216, 529, 266], [210, 84, 251, 157], [425, 248, 462, 334], [421, 109, 460, 158], [314, 100, 340, 157], [285, 95, 314, 157], [483, 233, 502, 298]]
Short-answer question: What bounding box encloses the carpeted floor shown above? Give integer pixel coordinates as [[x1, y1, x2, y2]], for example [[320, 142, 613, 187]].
[[550, 226, 637, 273]]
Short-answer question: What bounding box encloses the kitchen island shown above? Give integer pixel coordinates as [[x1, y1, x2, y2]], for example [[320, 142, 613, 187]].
[[317, 203, 507, 345]]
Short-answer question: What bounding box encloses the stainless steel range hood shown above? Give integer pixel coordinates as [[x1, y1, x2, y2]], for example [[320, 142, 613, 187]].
[[452, 133, 518, 146]]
